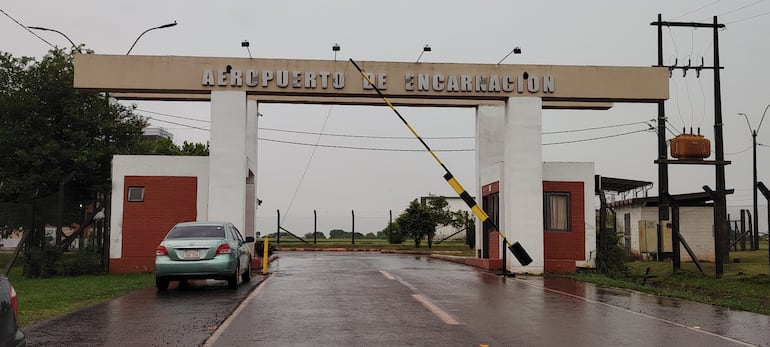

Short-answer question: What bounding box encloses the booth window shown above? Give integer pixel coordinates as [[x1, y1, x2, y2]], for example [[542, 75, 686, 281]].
[[127, 186, 145, 202], [544, 192, 570, 231]]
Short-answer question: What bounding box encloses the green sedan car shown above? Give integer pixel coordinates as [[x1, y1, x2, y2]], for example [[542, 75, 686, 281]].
[[155, 221, 254, 291]]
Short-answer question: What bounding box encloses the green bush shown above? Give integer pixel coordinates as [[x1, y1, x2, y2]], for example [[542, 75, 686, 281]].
[[597, 230, 628, 278], [60, 247, 104, 276], [382, 222, 405, 244], [23, 244, 62, 278]]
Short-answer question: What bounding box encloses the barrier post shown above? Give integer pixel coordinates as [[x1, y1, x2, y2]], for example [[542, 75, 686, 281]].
[[262, 237, 269, 275]]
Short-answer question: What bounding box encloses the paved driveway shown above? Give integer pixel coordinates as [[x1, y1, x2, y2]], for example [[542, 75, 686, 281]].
[[23, 252, 770, 346]]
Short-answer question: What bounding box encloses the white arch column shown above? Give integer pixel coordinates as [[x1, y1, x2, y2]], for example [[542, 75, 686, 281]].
[[245, 99, 259, 239], [504, 97, 544, 273], [208, 91, 248, 232], [475, 104, 505, 258]]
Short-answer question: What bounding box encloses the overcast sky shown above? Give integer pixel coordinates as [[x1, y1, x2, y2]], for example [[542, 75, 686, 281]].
[[3, 1, 770, 235]]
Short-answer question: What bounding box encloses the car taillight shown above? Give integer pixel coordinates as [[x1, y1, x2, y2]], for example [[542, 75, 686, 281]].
[[216, 243, 232, 254], [155, 245, 168, 256], [9, 285, 18, 318]]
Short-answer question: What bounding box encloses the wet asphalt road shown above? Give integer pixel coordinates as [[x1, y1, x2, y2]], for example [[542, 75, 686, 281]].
[[210, 252, 770, 347], [23, 252, 770, 346]]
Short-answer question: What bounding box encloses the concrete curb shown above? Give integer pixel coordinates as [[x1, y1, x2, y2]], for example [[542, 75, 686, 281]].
[[429, 253, 471, 264], [251, 254, 280, 269], [275, 247, 466, 255]]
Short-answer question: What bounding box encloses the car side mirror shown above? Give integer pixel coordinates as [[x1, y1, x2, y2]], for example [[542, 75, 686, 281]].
[[245, 236, 255, 243]]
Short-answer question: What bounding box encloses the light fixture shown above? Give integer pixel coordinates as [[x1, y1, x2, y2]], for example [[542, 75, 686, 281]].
[[332, 43, 340, 61], [242, 40, 252, 59], [416, 44, 431, 63], [496, 46, 522, 65], [126, 21, 178, 55], [27, 26, 78, 51]]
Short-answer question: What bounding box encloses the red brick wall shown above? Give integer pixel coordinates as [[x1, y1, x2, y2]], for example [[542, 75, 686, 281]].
[[111, 176, 197, 273], [482, 181, 500, 196], [543, 181, 585, 273], [489, 231, 500, 259]]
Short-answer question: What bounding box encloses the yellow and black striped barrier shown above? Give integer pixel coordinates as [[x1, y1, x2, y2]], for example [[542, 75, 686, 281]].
[[349, 58, 532, 266]]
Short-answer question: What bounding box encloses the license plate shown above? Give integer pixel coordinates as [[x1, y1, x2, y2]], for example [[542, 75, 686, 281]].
[[183, 249, 200, 260]]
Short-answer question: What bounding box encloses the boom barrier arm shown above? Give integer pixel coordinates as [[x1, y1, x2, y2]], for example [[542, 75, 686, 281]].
[[349, 58, 532, 266]]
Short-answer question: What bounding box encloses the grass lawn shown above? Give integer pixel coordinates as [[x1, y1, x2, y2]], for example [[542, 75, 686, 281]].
[[563, 242, 770, 316], [0, 252, 153, 327]]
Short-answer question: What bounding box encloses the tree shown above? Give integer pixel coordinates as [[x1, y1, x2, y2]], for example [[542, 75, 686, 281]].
[[451, 210, 476, 248], [395, 196, 462, 248], [133, 138, 210, 156], [424, 196, 452, 248], [0, 49, 145, 202], [0, 48, 145, 247], [379, 221, 404, 243], [396, 199, 435, 248], [303, 231, 326, 240], [329, 229, 349, 239], [0, 48, 211, 277]]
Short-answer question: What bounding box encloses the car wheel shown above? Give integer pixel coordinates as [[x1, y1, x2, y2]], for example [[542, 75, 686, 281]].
[[242, 260, 252, 282], [227, 262, 239, 289], [156, 277, 169, 291]]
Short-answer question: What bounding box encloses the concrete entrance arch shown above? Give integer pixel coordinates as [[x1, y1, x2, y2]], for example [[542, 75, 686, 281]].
[[74, 54, 668, 274]]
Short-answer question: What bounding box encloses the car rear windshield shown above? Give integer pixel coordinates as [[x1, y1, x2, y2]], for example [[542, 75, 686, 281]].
[[166, 225, 225, 239]]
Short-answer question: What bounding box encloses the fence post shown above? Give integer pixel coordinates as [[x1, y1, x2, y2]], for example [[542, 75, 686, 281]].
[[314, 210, 317, 244], [389, 210, 393, 244], [276, 209, 281, 244], [741, 209, 747, 251], [351, 210, 355, 245]]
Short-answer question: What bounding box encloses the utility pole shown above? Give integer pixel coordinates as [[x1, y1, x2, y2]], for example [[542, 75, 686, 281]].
[[753, 130, 759, 250], [654, 14, 670, 263], [712, 15, 729, 275], [739, 104, 769, 251], [651, 14, 728, 277]]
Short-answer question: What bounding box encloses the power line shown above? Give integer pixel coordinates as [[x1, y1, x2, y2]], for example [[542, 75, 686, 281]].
[[674, 0, 722, 19], [726, 145, 752, 155], [545, 128, 653, 145], [140, 109, 655, 149], [260, 127, 472, 140], [715, 0, 766, 17], [282, 99, 338, 224], [259, 137, 473, 152], [135, 108, 210, 123], [0, 8, 55, 48], [726, 8, 770, 24], [141, 107, 652, 140], [151, 118, 652, 151], [664, 119, 683, 137], [542, 121, 650, 135], [146, 117, 210, 131]]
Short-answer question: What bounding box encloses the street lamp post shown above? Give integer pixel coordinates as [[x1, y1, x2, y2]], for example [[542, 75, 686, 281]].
[[496, 45, 522, 65], [27, 26, 77, 51], [126, 21, 178, 55], [738, 104, 770, 251]]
